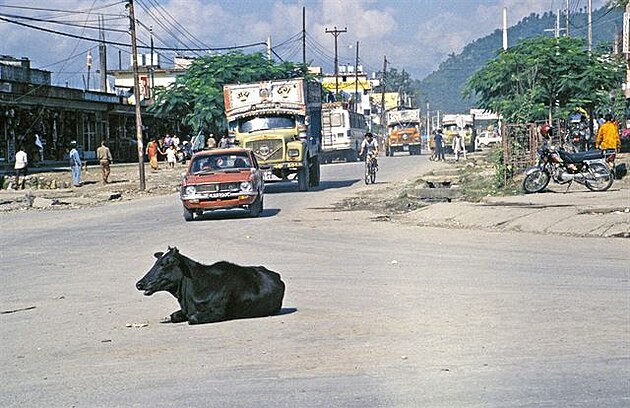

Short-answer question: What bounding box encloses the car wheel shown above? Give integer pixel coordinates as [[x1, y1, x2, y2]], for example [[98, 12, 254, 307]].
[[249, 194, 263, 217], [183, 207, 194, 222]]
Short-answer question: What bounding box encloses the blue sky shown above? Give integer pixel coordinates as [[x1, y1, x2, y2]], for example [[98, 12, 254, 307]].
[[0, 0, 609, 88]]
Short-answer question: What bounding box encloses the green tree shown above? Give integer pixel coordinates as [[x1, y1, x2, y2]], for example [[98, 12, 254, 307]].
[[149, 52, 307, 134], [464, 36, 626, 123]]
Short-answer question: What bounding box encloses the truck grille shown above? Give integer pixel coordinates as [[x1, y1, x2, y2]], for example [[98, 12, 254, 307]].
[[247, 139, 284, 162]]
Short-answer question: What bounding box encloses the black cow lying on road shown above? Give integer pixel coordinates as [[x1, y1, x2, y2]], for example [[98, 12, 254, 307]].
[[136, 246, 285, 325]]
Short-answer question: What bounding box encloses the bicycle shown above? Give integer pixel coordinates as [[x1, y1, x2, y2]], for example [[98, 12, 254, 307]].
[[364, 153, 377, 184]]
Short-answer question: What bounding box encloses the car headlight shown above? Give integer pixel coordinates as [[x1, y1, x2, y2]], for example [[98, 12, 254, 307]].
[[184, 186, 196, 195], [288, 149, 300, 158], [240, 181, 253, 192]]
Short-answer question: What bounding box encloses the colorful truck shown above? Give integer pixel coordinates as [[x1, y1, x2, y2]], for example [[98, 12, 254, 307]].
[[224, 79, 322, 191], [385, 109, 422, 156], [441, 114, 474, 152]]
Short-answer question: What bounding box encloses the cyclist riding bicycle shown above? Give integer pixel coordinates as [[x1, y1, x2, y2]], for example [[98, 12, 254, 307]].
[[359, 132, 379, 170]]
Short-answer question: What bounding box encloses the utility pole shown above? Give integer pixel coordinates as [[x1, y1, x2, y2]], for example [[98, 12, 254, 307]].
[[127, 0, 146, 190], [354, 41, 359, 113], [149, 25, 154, 99], [625, 2, 630, 98], [587, 0, 593, 52], [502, 7, 508, 50], [86, 49, 92, 91], [325, 26, 347, 99], [544, 10, 566, 38], [565, 0, 570, 37], [379, 56, 387, 138], [99, 15, 107, 92], [302, 7, 306, 66]]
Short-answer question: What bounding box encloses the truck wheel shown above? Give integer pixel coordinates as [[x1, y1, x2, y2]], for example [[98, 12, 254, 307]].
[[298, 164, 310, 191], [183, 207, 194, 222], [309, 156, 321, 187]]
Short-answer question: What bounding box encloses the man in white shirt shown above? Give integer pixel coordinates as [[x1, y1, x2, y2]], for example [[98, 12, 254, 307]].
[[13, 145, 28, 190]]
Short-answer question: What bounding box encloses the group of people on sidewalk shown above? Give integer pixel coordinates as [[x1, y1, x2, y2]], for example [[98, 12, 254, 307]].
[[430, 128, 467, 162], [10, 140, 112, 190]]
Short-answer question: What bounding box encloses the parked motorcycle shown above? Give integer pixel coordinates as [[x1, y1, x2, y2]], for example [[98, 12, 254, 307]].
[[522, 142, 615, 193]]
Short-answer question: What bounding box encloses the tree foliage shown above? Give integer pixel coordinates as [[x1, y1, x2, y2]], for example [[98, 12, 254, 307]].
[[149, 52, 307, 134], [464, 36, 626, 123]]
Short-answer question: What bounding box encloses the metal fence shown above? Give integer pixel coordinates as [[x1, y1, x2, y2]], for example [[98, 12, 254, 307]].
[[500, 123, 538, 184]]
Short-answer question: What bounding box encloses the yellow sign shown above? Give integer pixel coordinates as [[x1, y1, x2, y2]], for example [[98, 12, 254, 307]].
[[370, 92, 399, 111], [321, 77, 372, 93]]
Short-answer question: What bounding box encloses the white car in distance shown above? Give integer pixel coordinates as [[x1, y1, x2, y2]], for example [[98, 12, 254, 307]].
[[475, 130, 501, 149]]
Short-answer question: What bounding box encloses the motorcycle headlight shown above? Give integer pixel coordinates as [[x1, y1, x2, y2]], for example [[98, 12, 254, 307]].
[[402, 134, 409, 140], [288, 149, 300, 158], [240, 181, 253, 192], [184, 186, 196, 195]]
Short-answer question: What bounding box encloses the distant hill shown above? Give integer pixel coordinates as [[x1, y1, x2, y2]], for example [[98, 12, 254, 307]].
[[417, 6, 625, 114]]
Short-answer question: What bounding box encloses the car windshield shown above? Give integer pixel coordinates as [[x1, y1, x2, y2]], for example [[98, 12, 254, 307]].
[[238, 115, 295, 133], [190, 153, 252, 173]]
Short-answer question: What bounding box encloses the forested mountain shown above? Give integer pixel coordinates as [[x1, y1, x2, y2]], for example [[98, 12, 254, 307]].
[[417, 6, 624, 113]]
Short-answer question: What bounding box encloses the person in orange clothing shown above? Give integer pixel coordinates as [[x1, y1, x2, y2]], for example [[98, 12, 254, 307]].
[[146, 138, 165, 170], [595, 114, 621, 151]]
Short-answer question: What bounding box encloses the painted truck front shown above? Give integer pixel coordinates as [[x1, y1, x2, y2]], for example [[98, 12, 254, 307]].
[[386, 109, 422, 156], [441, 114, 474, 153], [224, 79, 322, 192]]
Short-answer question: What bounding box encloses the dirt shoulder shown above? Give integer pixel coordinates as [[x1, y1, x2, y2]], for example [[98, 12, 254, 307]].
[[0, 161, 184, 212]]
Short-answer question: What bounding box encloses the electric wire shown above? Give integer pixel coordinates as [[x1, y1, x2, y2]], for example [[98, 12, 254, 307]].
[[143, 0, 210, 50]]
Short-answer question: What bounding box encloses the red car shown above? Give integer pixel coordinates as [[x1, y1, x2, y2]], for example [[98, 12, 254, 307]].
[[180, 148, 264, 221]]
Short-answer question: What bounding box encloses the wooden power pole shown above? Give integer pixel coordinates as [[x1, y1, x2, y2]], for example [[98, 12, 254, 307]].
[[325, 26, 347, 99], [127, 0, 146, 190], [380, 56, 388, 138]]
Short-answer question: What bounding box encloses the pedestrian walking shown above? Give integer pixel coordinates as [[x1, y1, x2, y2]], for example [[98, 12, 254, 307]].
[[13, 144, 28, 190], [452, 133, 467, 161], [96, 140, 113, 183], [595, 114, 621, 151], [68, 141, 82, 187], [434, 129, 445, 161], [166, 144, 177, 168], [146, 138, 163, 170]]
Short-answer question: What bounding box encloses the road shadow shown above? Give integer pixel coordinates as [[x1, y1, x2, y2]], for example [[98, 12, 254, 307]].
[[276, 307, 297, 316], [264, 179, 361, 194], [193, 208, 281, 221]]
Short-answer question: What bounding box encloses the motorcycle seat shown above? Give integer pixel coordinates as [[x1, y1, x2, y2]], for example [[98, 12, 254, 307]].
[[558, 149, 603, 163]]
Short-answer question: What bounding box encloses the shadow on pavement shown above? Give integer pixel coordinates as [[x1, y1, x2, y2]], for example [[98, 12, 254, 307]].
[[264, 179, 361, 194]]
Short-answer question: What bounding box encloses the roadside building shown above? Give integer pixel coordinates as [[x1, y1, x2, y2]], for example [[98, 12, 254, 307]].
[[0, 55, 176, 168]]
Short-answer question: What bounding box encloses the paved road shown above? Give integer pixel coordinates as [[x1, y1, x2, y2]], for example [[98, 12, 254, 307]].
[[1, 154, 628, 407]]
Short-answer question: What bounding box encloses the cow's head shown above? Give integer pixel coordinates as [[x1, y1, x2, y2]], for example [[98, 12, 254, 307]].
[[136, 246, 187, 296]]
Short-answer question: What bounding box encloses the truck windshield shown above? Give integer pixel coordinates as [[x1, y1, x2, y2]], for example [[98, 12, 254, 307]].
[[239, 116, 295, 133], [392, 122, 416, 130]]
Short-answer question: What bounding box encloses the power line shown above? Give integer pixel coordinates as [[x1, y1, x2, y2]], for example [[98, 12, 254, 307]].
[[0, 15, 267, 51], [0, 12, 128, 33], [143, 0, 210, 50], [0, 2, 124, 17]]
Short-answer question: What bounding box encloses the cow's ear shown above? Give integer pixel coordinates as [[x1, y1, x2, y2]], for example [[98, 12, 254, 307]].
[[154, 252, 164, 259]]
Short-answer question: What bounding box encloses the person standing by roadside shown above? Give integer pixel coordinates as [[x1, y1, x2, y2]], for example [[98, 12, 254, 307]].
[[452, 133, 467, 161], [206, 133, 216, 149], [595, 114, 621, 151], [68, 141, 82, 187], [13, 144, 28, 190], [166, 144, 177, 169], [96, 140, 113, 183], [434, 129, 445, 161], [218, 133, 230, 148], [146, 138, 163, 170]]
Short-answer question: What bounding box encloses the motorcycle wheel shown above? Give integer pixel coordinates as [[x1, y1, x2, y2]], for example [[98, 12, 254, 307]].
[[522, 169, 550, 193], [585, 163, 613, 191]]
